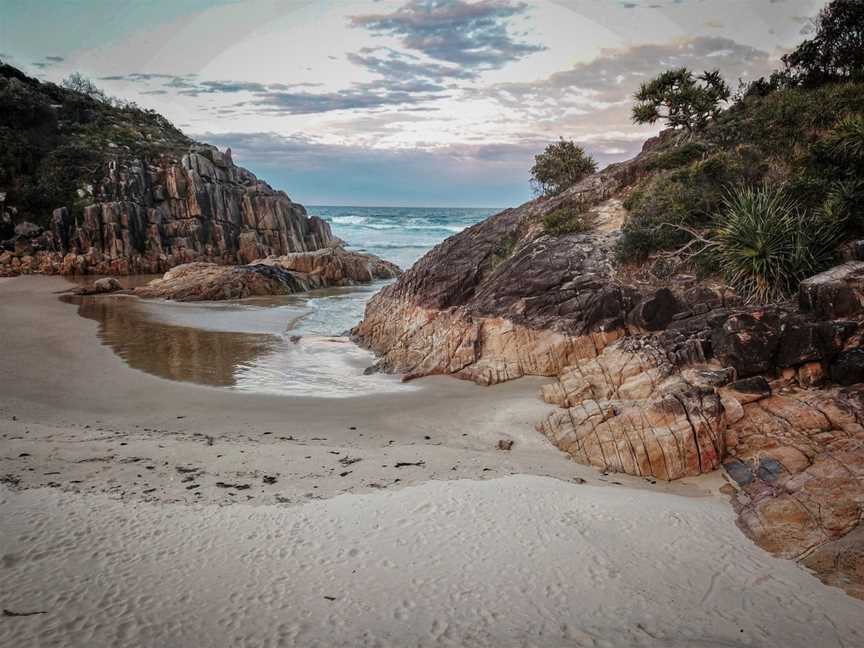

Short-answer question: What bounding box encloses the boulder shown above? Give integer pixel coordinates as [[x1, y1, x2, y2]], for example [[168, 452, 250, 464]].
[[711, 311, 782, 377], [133, 247, 401, 302], [75, 277, 122, 295], [799, 262, 864, 319], [13, 221, 41, 238], [830, 349, 864, 386]]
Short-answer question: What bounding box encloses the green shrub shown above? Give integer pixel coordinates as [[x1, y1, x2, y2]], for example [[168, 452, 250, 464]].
[[542, 207, 594, 236], [644, 142, 707, 171], [711, 186, 842, 303], [530, 139, 597, 196]]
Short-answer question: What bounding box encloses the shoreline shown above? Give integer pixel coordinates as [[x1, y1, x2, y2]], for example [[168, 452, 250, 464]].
[[2, 275, 863, 646], [0, 275, 716, 506]]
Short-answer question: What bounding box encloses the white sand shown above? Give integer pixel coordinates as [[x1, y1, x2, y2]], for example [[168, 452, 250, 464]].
[[2, 477, 863, 648], [1, 276, 863, 647]]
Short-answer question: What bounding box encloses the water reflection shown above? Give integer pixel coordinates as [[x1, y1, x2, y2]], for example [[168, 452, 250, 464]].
[[66, 293, 279, 387], [62, 278, 414, 397]]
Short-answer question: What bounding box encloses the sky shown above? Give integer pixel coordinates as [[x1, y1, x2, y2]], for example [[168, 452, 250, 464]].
[[1, 0, 827, 207]]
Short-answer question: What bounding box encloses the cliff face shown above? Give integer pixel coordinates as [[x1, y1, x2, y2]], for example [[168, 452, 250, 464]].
[[0, 63, 334, 276], [1, 145, 334, 277], [354, 141, 864, 598]]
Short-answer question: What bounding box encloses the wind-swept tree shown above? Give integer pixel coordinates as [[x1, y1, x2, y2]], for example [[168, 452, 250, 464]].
[[60, 72, 109, 103], [632, 68, 730, 136], [530, 139, 597, 197]]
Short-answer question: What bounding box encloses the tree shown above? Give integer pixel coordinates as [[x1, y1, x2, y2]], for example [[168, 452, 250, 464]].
[[782, 0, 864, 87], [60, 72, 109, 103], [632, 68, 730, 136], [530, 139, 597, 196]]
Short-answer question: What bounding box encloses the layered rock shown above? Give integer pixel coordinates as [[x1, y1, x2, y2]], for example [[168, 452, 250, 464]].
[[133, 247, 400, 302], [0, 146, 334, 276]]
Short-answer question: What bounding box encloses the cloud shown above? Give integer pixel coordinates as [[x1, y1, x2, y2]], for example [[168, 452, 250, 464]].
[[244, 80, 448, 115], [350, 0, 544, 70], [347, 47, 474, 83], [93, 68, 441, 114], [475, 36, 773, 120]]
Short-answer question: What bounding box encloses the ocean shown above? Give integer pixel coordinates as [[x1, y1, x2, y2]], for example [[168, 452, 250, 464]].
[[310, 205, 499, 272], [289, 205, 499, 335]]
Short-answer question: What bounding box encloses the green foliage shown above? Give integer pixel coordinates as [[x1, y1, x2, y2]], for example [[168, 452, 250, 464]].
[[782, 0, 864, 87], [530, 139, 597, 196], [711, 186, 842, 303], [643, 142, 707, 171], [542, 207, 594, 236], [823, 113, 864, 162], [36, 144, 103, 216], [632, 68, 730, 134], [0, 62, 191, 226], [617, 148, 762, 262], [619, 80, 864, 264]]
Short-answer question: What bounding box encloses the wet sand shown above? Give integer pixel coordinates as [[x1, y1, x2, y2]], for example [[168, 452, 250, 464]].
[[2, 276, 863, 647]]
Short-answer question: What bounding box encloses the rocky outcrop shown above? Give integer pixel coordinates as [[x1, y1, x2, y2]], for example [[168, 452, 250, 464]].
[[353, 142, 864, 597], [133, 247, 401, 302], [0, 146, 334, 276], [353, 159, 660, 382]]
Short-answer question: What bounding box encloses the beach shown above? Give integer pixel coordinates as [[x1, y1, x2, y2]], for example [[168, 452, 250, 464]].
[[2, 276, 864, 647]]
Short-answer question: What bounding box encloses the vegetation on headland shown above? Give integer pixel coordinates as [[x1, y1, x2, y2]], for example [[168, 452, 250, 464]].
[[524, 1, 862, 302], [0, 63, 190, 227], [614, 0, 864, 301], [530, 138, 596, 197]]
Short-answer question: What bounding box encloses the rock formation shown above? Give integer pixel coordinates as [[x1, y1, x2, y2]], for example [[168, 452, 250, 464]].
[[0, 64, 336, 277], [354, 141, 864, 597], [133, 247, 401, 302], [1, 146, 334, 276]]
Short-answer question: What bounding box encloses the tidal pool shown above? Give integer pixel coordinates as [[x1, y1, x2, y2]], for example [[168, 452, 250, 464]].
[[63, 277, 415, 397]]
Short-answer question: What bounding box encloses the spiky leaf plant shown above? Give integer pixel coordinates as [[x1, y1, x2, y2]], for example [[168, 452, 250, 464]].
[[712, 185, 841, 303]]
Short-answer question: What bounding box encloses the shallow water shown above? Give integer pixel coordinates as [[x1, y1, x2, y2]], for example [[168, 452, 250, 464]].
[[65, 287, 416, 397], [64, 206, 498, 396]]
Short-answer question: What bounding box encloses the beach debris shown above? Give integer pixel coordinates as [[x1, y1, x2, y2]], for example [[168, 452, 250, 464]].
[[3, 609, 46, 617], [175, 466, 199, 474], [0, 474, 20, 486], [573, 477, 586, 484], [262, 475, 278, 484], [338, 456, 361, 466], [497, 439, 514, 451], [323, 596, 336, 601], [394, 461, 424, 468], [215, 482, 251, 490], [339, 471, 352, 477]]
